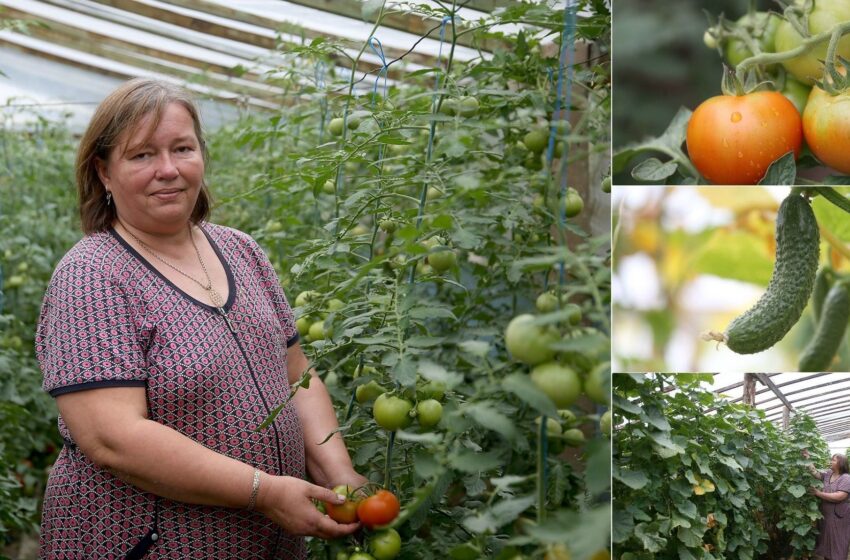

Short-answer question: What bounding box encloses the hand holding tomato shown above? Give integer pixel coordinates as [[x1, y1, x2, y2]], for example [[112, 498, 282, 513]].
[[256, 475, 360, 539], [686, 91, 802, 184]]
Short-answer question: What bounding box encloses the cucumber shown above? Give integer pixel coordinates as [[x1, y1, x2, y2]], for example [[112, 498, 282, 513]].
[[799, 282, 850, 372], [723, 194, 820, 354], [811, 266, 834, 323]]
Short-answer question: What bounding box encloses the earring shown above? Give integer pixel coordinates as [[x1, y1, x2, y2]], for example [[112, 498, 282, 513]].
[[106, 191, 112, 206]]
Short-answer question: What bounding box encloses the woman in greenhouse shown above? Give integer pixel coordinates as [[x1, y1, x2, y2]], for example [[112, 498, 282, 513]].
[[804, 451, 850, 559], [34, 78, 368, 558]]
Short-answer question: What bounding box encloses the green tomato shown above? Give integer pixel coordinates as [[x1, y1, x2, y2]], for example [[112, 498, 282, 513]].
[[600, 410, 612, 437], [724, 12, 780, 67], [558, 409, 577, 425], [781, 76, 811, 115], [295, 290, 320, 307], [530, 362, 582, 408], [309, 321, 327, 341], [601, 176, 611, 194], [534, 416, 563, 438], [353, 364, 377, 378], [703, 29, 718, 50], [562, 428, 586, 447], [522, 128, 548, 153], [564, 188, 584, 218], [504, 314, 558, 365], [584, 362, 610, 405], [336, 552, 350, 560], [326, 298, 345, 312], [323, 180, 336, 194], [356, 380, 385, 404], [426, 186, 442, 200], [379, 219, 397, 233], [439, 98, 457, 116], [329, 117, 345, 136], [295, 316, 312, 337], [416, 399, 443, 428], [774, 1, 850, 84], [369, 528, 402, 560], [427, 247, 457, 272], [457, 96, 479, 117], [417, 380, 446, 401], [373, 393, 414, 431], [350, 554, 377, 560], [536, 292, 559, 313], [347, 115, 362, 130]]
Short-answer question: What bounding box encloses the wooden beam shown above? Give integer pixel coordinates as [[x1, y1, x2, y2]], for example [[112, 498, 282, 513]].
[[782, 406, 789, 430], [754, 373, 794, 411], [743, 373, 756, 406], [120, 0, 441, 68]]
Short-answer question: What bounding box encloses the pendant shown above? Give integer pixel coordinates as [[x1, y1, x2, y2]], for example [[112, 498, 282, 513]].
[[208, 287, 225, 308]]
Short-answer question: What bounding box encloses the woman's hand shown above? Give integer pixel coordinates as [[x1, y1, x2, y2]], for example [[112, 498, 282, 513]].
[[256, 475, 360, 539], [331, 469, 371, 497], [802, 449, 810, 459], [809, 487, 821, 498]]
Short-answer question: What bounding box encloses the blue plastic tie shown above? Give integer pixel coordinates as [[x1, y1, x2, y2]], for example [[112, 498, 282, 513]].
[[368, 36, 389, 105]]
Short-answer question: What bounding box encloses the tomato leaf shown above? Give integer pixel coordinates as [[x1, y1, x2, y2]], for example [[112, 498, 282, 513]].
[[758, 152, 797, 186], [501, 373, 560, 418], [632, 158, 678, 182], [463, 403, 519, 440]]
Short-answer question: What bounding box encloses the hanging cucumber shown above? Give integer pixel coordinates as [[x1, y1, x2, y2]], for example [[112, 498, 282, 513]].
[[799, 282, 850, 372], [704, 194, 820, 354], [811, 266, 834, 323]]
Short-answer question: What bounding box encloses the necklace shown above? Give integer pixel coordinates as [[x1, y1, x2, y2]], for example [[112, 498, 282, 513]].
[[123, 223, 225, 308]]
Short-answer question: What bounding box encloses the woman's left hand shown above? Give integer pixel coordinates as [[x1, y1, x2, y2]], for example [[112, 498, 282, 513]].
[[809, 487, 820, 497], [330, 469, 371, 497]]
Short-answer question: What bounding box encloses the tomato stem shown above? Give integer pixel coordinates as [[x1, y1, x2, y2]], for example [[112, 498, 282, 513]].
[[536, 412, 549, 523], [384, 430, 396, 490]]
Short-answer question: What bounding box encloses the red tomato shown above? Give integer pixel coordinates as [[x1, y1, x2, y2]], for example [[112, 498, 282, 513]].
[[686, 91, 802, 184], [802, 84, 850, 174], [356, 489, 400, 529]]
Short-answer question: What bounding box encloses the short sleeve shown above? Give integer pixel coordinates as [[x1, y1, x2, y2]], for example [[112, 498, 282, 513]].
[[838, 474, 850, 494], [35, 260, 148, 397], [821, 470, 830, 482], [241, 234, 299, 348]]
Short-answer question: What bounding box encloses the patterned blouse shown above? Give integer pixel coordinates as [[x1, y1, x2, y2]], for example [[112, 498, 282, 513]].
[[35, 224, 306, 559]]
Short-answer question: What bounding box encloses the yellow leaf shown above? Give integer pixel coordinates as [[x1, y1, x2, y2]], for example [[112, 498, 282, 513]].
[[701, 479, 716, 492], [693, 484, 706, 496]]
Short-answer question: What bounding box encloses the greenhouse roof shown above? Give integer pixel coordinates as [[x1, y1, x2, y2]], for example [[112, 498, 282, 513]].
[[709, 373, 850, 457], [0, 0, 580, 131]]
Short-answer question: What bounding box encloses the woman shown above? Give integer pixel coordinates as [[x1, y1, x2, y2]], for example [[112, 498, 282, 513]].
[[805, 451, 850, 560], [35, 78, 367, 558]]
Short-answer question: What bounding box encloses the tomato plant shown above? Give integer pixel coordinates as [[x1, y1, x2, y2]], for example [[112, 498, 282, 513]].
[[802, 84, 850, 174]]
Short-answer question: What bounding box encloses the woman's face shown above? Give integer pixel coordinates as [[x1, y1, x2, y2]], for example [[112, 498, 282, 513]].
[[832, 456, 840, 471], [96, 102, 204, 235]]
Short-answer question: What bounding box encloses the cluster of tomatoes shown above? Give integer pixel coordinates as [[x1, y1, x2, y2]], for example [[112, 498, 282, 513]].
[[691, 0, 850, 184], [320, 486, 402, 560], [504, 291, 611, 442]]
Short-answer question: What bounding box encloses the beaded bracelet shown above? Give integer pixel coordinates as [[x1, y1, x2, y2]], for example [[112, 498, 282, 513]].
[[247, 469, 261, 511]]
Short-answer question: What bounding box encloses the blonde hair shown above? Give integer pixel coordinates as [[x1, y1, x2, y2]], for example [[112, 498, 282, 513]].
[[76, 78, 211, 234]]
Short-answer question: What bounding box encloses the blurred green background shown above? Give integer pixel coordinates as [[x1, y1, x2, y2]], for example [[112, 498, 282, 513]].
[[613, 0, 775, 181]]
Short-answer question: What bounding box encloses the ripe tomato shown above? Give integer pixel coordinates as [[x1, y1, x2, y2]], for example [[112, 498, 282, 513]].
[[802, 84, 850, 174], [368, 528, 402, 560], [357, 490, 401, 529], [325, 485, 360, 524], [504, 314, 558, 365], [529, 362, 581, 408], [416, 399, 443, 428], [373, 394, 413, 431], [686, 91, 802, 184], [774, 0, 850, 84]]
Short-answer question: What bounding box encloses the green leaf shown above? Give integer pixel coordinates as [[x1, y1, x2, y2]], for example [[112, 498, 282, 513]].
[[463, 403, 518, 440], [585, 438, 611, 496], [634, 521, 668, 553], [613, 508, 635, 543], [813, 188, 850, 244], [642, 407, 671, 431], [691, 228, 774, 286], [616, 468, 649, 490], [501, 373, 560, 418], [448, 449, 504, 473], [788, 484, 806, 498], [614, 394, 642, 415], [632, 158, 678, 182], [462, 495, 536, 533], [758, 152, 797, 186]]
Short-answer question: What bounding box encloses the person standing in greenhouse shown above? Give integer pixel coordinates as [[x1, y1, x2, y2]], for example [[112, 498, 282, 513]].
[[804, 450, 850, 560], [34, 78, 368, 559]]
